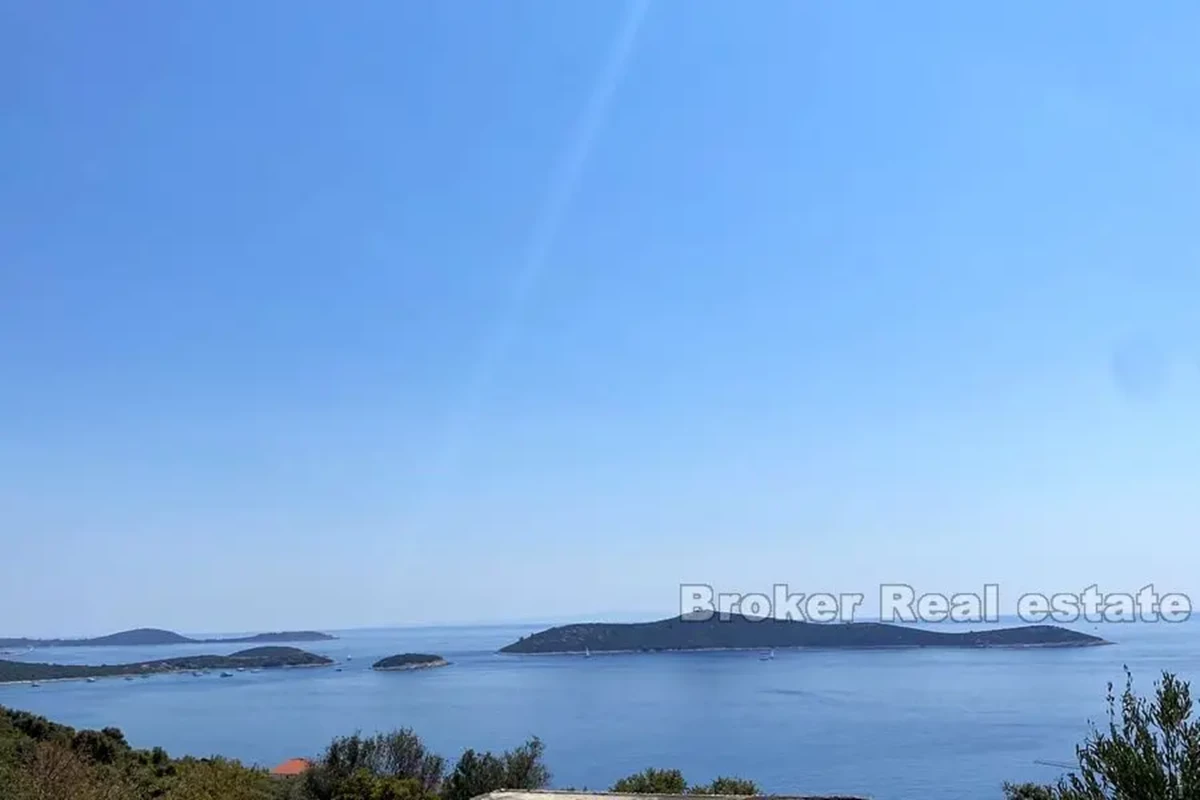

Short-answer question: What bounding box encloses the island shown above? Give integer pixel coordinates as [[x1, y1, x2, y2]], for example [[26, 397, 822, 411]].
[[0, 646, 333, 684], [498, 615, 1111, 654], [371, 653, 449, 671], [0, 628, 337, 650]]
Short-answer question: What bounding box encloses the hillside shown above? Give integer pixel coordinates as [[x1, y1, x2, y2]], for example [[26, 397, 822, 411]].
[[499, 616, 1111, 653], [0, 646, 332, 683]]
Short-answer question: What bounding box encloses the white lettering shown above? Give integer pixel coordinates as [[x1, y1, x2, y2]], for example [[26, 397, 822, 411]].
[[881, 585, 916, 623], [680, 584, 714, 621], [805, 593, 839, 623], [1019, 593, 1050, 622]]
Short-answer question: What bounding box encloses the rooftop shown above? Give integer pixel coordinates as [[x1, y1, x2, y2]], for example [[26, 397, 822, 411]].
[[270, 757, 313, 777]]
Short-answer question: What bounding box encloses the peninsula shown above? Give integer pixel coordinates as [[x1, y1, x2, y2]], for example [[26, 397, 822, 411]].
[[371, 653, 449, 671], [0, 628, 336, 650], [498, 615, 1110, 654], [0, 646, 333, 683]]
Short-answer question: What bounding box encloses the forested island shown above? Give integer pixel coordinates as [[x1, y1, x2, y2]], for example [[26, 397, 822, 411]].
[[499, 615, 1110, 653], [0, 646, 332, 683], [0, 627, 336, 649], [371, 653, 449, 671]]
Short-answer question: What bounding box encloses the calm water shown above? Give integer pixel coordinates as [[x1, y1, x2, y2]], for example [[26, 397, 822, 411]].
[[2, 620, 1196, 799]]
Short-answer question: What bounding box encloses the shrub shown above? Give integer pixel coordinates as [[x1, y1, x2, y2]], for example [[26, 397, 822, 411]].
[[1004, 667, 1200, 800]]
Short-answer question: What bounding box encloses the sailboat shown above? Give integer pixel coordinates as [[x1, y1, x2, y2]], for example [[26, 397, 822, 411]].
[[584, 647, 591, 659], [759, 649, 775, 661]]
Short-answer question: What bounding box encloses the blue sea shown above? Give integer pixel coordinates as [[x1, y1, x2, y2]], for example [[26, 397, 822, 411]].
[[1, 620, 1196, 799]]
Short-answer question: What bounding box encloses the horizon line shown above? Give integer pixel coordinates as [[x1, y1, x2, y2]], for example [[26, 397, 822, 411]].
[[5, 612, 1144, 642]]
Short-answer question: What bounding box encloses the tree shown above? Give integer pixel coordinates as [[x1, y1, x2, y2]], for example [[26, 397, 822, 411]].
[[72, 728, 130, 766], [303, 730, 446, 800], [442, 750, 506, 800], [442, 739, 550, 800], [611, 767, 688, 794], [499, 736, 550, 791], [327, 769, 432, 800], [374, 729, 445, 793], [1004, 667, 1200, 800], [164, 757, 276, 800], [7, 740, 132, 800]]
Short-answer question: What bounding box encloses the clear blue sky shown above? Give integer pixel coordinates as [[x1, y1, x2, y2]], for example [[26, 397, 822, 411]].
[[3, 1, 1199, 635]]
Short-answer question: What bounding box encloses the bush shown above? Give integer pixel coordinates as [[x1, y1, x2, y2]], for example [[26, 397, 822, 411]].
[[690, 776, 760, 795], [610, 768, 758, 795], [612, 767, 688, 794], [1004, 667, 1200, 800]]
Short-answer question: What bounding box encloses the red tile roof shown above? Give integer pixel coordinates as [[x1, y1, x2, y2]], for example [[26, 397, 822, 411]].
[[270, 757, 313, 777]]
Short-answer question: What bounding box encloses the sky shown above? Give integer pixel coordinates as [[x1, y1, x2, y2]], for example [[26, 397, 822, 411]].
[[3, 1, 1199, 636]]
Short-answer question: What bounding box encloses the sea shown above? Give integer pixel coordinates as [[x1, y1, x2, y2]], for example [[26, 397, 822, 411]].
[[1, 619, 1196, 800]]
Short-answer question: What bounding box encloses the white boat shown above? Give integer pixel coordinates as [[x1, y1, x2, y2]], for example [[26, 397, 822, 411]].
[[86, 677, 97, 683], [584, 647, 591, 658], [220, 671, 233, 678], [759, 649, 775, 661]]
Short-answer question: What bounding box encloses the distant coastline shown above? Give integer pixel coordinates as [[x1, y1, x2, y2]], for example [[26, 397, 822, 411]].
[[0, 646, 333, 684], [0, 627, 336, 650], [499, 641, 1110, 656], [499, 616, 1112, 654]]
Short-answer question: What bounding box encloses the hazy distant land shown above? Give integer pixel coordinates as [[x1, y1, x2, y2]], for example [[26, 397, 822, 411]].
[[0, 627, 336, 650], [499, 615, 1111, 653]]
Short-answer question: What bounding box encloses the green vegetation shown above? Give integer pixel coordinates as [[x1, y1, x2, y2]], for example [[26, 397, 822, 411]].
[[372, 654, 448, 671], [1003, 667, 1200, 800], [0, 709, 550, 800], [500, 616, 1110, 654], [0, 646, 332, 683], [0, 628, 336, 650], [0, 706, 279, 800], [609, 767, 758, 795], [1, 668, 1192, 799]]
